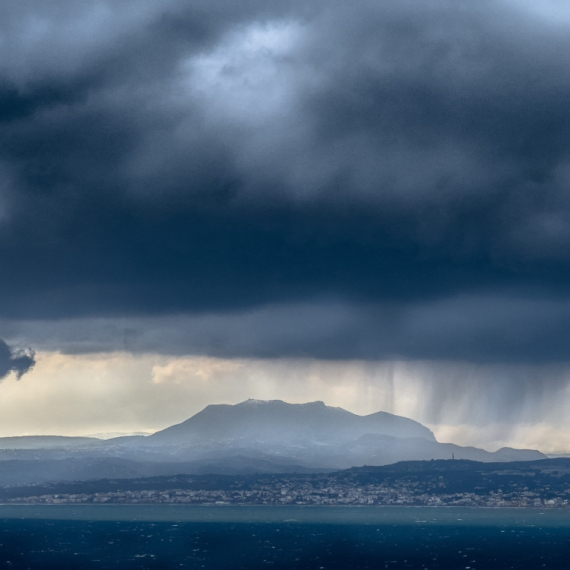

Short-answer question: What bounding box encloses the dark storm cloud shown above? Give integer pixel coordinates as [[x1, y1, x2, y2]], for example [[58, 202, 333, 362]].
[[2, 0, 570, 361], [5, 295, 570, 365], [0, 339, 35, 380]]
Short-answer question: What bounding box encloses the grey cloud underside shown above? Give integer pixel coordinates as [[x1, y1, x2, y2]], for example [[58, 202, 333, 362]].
[[6, 296, 570, 364], [2, 0, 570, 361]]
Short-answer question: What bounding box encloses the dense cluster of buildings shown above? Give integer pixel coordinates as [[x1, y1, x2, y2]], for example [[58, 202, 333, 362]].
[[8, 478, 569, 508]]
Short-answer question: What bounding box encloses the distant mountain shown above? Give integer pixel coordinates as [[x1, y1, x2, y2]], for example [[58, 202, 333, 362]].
[[142, 399, 543, 468], [0, 400, 546, 484], [0, 436, 100, 450], [341, 433, 544, 465], [149, 399, 437, 444]]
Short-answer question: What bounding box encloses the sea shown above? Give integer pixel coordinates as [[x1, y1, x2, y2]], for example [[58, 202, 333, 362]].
[[0, 505, 569, 569]]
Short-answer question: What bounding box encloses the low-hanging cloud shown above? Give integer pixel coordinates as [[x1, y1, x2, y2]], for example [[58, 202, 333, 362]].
[[3, 294, 570, 364], [0, 338, 35, 380]]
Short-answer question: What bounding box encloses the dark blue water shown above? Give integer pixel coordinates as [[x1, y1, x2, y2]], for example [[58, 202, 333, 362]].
[[0, 506, 568, 569]]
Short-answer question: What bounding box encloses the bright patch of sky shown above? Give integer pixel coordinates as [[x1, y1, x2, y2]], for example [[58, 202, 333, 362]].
[[186, 20, 305, 126], [2, 351, 570, 455]]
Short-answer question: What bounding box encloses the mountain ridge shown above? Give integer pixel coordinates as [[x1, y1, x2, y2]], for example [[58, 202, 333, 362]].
[[149, 398, 437, 445]]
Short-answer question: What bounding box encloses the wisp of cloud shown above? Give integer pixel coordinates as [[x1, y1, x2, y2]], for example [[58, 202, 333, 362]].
[[0, 338, 35, 380]]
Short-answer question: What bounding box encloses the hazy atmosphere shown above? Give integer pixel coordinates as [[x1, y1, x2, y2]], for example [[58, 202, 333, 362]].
[[2, 0, 570, 453]]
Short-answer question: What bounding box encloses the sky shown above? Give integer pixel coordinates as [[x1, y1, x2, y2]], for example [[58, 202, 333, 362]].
[[1, 0, 570, 452]]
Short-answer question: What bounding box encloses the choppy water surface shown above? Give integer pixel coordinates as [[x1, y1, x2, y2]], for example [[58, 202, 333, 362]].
[[0, 505, 568, 569]]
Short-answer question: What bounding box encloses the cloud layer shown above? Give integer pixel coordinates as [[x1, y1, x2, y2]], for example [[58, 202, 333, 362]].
[[2, 0, 570, 361]]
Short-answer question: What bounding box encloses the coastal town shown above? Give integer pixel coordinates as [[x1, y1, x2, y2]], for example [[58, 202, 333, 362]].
[[5, 459, 570, 508], [10, 485, 566, 508]]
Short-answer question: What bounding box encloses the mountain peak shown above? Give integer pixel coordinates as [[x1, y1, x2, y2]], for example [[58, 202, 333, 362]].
[[239, 399, 327, 407], [240, 399, 281, 406]]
